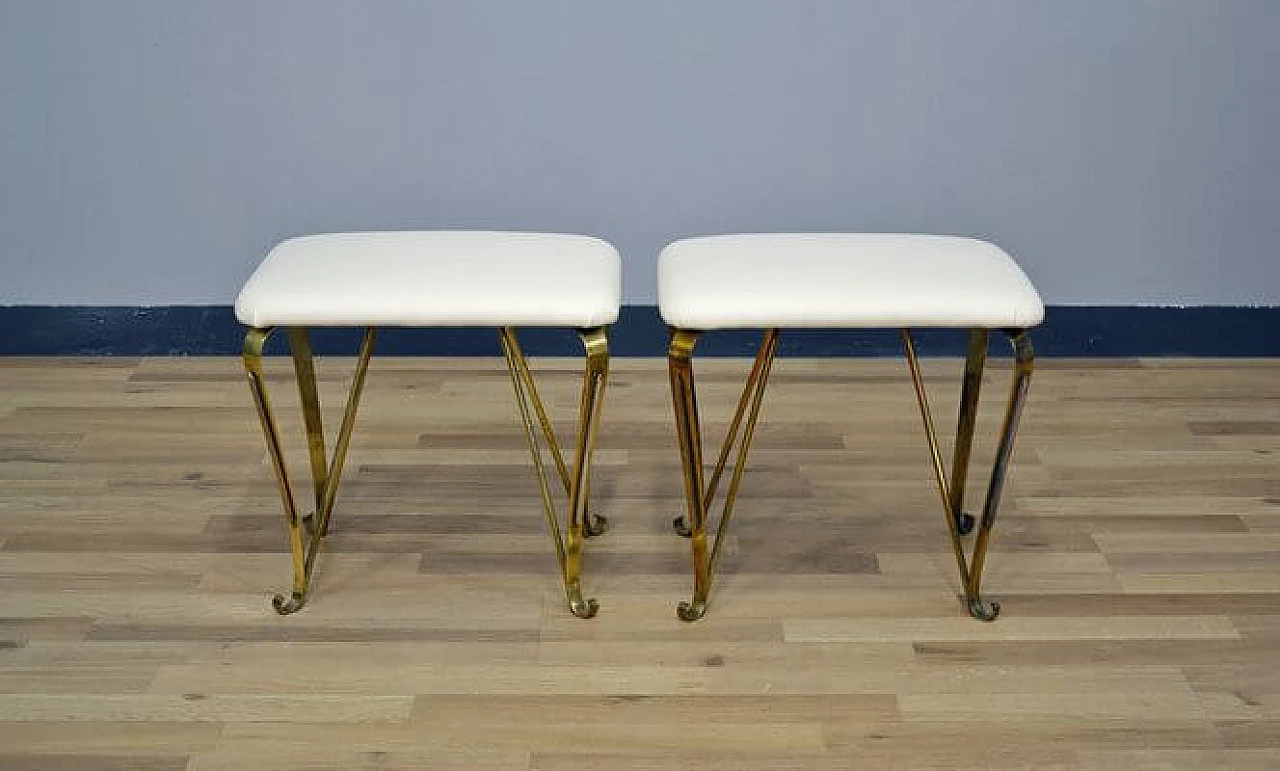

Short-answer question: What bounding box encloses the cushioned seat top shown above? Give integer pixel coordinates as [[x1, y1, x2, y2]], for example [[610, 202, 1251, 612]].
[[235, 231, 622, 328], [658, 233, 1044, 330]]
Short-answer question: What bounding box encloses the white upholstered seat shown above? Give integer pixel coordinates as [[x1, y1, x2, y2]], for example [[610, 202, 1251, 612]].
[[235, 231, 622, 328], [658, 234, 1044, 330]]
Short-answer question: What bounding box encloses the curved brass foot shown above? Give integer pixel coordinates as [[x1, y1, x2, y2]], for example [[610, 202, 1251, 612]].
[[567, 588, 600, 619], [966, 596, 1001, 622], [584, 512, 609, 537], [677, 598, 707, 622], [672, 515, 692, 538], [272, 591, 307, 615]]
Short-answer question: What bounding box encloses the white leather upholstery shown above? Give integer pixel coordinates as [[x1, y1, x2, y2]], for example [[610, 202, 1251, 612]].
[[235, 231, 622, 328], [659, 234, 1044, 330]]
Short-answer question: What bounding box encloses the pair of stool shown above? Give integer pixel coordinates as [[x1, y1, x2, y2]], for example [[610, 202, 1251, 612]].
[[235, 231, 1043, 622]]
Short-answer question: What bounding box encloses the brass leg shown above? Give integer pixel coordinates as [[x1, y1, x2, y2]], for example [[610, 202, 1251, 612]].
[[502, 329, 607, 537], [499, 326, 610, 619], [243, 326, 376, 615], [966, 330, 1034, 620], [669, 328, 779, 621], [244, 328, 308, 614], [902, 328, 1034, 621], [945, 330, 987, 536], [566, 328, 609, 617], [672, 328, 780, 540], [311, 328, 376, 541], [288, 328, 328, 536]]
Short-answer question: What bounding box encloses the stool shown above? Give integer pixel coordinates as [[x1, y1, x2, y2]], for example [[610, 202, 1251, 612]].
[[235, 231, 621, 618], [658, 234, 1044, 621]]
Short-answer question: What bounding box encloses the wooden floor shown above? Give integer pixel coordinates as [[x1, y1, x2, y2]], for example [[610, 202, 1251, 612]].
[[1, 354, 1278, 770]]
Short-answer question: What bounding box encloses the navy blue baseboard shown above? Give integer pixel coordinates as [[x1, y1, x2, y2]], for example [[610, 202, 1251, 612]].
[[1, 305, 1278, 356]]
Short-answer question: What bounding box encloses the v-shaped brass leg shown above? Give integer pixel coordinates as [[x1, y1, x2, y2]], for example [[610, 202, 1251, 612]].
[[668, 328, 780, 621], [243, 326, 375, 614], [902, 328, 1034, 620], [499, 326, 610, 618]]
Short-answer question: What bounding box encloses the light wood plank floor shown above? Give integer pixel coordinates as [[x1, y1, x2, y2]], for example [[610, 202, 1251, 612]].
[[1, 355, 1278, 770]]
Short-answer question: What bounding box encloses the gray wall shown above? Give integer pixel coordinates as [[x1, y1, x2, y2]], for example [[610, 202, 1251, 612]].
[[2, 0, 1278, 305]]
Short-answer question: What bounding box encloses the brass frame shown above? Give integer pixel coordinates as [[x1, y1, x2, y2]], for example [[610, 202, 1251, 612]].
[[665, 326, 1034, 622], [242, 324, 611, 618]]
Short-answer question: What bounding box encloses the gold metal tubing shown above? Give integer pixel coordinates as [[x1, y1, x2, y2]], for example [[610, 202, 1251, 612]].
[[500, 329, 607, 537], [705, 329, 778, 510], [498, 326, 609, 618], [243, 327, 309, 614], [672, 328, 778, 538], [303, 327, 376, 582], [562, 326, 609, 619], [668, 328, 710, 621], [949, 330, 988, 534], [708, 328, 779, 575], [498, 328, 567, 575], [901, 329, 971, 588], [287, 328, 329, 530], [500, 329, 574, 494], [964, 330, 1034, 621]]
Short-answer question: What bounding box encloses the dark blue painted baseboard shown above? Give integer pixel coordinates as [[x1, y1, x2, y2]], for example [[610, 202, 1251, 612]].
[[1, 305, 1278, 356]]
